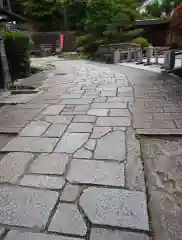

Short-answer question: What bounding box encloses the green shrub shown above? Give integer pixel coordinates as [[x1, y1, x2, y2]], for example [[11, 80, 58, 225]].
[[132, 37, 150, 48], [4, 32, 32, 81]]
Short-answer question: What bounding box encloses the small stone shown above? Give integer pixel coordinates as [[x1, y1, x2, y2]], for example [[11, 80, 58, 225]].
[[96, 117, 131, 127], [79, 187, 149, 231], [67, 159, 125, 187], [74, 148, 92, 159], [2, 137, 59, 153], [60, 99, 92, 105], [90, 228, 149, 240], [95, 131, 125, 161], [110, 109, 130, 117], [100, 91, 116, 97], [29, 153, 69, 175], [91, 102, 126, 109], [20, 175, 65, 189], [41, 105, 65, 115], [68, 123, 93, 133], [20, 121, 50, 137], [91, 127, 111, 139], [5, 230, 82, 240], [54, 133, 89, 153], [0, 153, 34, 183], [60, 184, 80, 202], [43, 124, 67, 137], [87, 109, 109, 116], [49, 203, 87, 236], [73, 115, 96, 123], [84, 139, 96, 151], [0, 186, 58, 228], [74, 105, 90, 112]]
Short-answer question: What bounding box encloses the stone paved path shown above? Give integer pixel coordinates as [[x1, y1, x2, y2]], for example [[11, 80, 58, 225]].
[[0, 60, 150, 239]]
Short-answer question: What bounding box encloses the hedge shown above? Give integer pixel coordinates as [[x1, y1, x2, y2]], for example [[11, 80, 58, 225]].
[[132, 37, 150, 48], [4, 32, 32, 81]]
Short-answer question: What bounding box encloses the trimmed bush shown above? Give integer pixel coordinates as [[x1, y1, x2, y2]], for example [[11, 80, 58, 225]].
[[4, 32, 32, 81], [132, 37, 150, 48]]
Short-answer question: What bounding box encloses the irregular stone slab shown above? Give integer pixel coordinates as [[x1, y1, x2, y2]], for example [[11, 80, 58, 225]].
[[20, 121, 50, 137], [141, 137, 182, 240], [68, 123, 93, 133], [95, 131, 125, 161], [87, 109, 109, 116], [60, 184, 80, 202], [49, 203, 87, 236], [125, 127, 145, 192], [73, 115, 96, 123], [0, 152, 34, 183], [61, 99, 92, 105], [0, 186, 58, 228], [61, 94, 82, 99], [29, 153, 69, 175], [54, 133, 89, 153], [90, 228, 149, 240], [2, 137, 59, 153], [84, 139, 96, 151], [91, 127, 111, 139], [96, 117, 131, 127], [20, 175, 65, 189], [41, 105, 65, 115], [100, 90, 116, 97], [91, 102, 126, 109], [5, 230, 82, 240], [110, 109, 130, 116], [36, 115, 73, 124], [79, 187, 149, 231], [67, 159, 125, 187], [43, 124, 67, 137], [74, 148, 92, 159], [94, 97, 107, 103]]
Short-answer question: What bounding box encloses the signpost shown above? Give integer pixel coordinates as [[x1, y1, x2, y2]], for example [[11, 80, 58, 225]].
[[60, 34, 64, 52]]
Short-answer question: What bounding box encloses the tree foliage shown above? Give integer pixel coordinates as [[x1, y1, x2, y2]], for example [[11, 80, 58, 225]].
[[144, 0, 182, 18]]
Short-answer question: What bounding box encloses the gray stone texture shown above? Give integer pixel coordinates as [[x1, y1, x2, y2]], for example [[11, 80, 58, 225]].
[[54, 133, 89, 153], [5, 231, 82, 240], [79, 187, 149, 231], [125, 127, 145, 192], [84, 139, 96, 151], [68, 123, 93, 133], [95, 131, 126, 161], [40, 105, 65, 115], [29, 153, 69, 175], [96, 117, 131, 127], [87, 109, 109, 116], [60, 184, 80, 202], [2, 137, 59, 153], [0, 152, 34, 183], [0, 186, 58, 228], [110, 109, 130, 116], [20, 121, 50, 137], [36, 115, 73, 124], [90, 228, 149, 240], [20, 175, 65, 189], [91, 127, 111, 139], [61, 98, 92, 105], [49, 203, 87, 236], [91, 102, 126, 109], [141, 137, 182, 240], [43, 124, 67, 137], [73, 115, 96, 122], [67, 159, 125, 187], [74, 148, 92, 158], [0, 228, 5, 236]]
